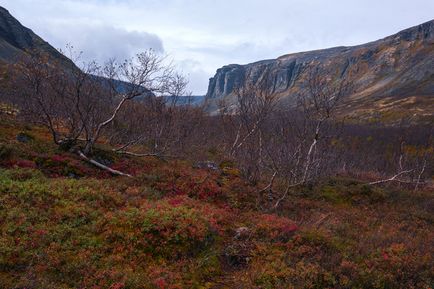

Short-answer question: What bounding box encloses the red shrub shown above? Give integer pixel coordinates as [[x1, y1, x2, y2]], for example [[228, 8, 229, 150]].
[[109, 283, 125, 289], [51, 155, 69, 163], [153, 278, 167, 289], [15, 159, 37, 169], [1, 159, 37, 169], [255, 214, 298, 242]]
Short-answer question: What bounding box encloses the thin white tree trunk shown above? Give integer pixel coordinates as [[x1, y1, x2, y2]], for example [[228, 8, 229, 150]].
[[368, 169, 413, 185], [77, 150, 132, 177]]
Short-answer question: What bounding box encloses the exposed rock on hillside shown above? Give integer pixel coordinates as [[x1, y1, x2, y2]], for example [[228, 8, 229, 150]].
[[206, 20, 434, 122]]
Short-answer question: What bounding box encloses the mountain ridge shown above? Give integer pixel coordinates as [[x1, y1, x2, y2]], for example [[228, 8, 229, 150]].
[[0, 6, 74, 67], [206, 20, 434, 123], [0, 6, 159, 99]]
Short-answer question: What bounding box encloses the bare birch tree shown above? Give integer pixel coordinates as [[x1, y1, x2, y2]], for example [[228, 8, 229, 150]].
[[220, 68, 279, 184], [6, 49, 188, 176]]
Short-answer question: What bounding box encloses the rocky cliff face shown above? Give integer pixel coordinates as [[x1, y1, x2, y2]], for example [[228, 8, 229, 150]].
[[0, 6, 73, 67], [206, 20, 434, 121]]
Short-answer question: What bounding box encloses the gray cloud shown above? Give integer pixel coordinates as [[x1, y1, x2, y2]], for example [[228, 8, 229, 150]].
[[177, 58, 212, 95], [1, 0, 433, 94], [42, 24, 164, 64]]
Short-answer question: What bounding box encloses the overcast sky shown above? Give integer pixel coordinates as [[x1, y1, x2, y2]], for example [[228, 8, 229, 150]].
[[1, 0, 433, 94]]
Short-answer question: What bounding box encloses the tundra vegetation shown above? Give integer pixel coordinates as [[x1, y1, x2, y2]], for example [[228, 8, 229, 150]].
[[0, 50, 432, 288]]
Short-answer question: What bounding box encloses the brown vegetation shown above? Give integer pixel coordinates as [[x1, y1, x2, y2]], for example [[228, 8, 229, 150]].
[[0, 50, 433, 288]]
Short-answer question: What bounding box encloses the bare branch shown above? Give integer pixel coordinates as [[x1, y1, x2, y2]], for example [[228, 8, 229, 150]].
[[367, 169, 414, 185], [77, 150, 132, 177]]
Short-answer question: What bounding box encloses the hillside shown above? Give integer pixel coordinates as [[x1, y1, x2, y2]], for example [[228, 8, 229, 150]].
[[206, 20, 434, 123], [0, 114, 433, 288], [0, 4, 433, 288], [0, 6, 74, 67], [0, 6, 162, 102]]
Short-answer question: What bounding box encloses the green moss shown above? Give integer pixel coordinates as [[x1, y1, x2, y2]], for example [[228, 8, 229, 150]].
[[1, 168, 44, 181], [314, 178, 388, 205], [321, 185, 346, 204], [106, 203, 216, 259], [359, 184, 386, 203], [302, 230, 350, 253]]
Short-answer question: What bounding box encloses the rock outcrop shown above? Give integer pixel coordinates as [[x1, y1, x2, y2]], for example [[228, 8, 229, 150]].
[[206, 20, 434, 121]]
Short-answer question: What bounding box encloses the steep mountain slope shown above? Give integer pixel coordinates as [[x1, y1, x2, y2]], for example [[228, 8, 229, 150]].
[[0, 6, 74, 67], [206, 20, 434, 123], [0, 6, 157, 98]]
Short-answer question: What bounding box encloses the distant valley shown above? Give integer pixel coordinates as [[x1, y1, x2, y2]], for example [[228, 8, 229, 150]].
[[1, 5, 433, 121]]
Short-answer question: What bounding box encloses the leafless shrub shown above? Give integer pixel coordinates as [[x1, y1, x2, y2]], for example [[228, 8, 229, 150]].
[[3, 48, 188, 175]]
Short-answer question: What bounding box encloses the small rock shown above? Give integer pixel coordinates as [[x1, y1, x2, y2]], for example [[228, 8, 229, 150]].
[[16, 132, 33, 143], [194, 161, 219, 171], [67, 173, 80, 179], [234, 227, 250, 240]]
